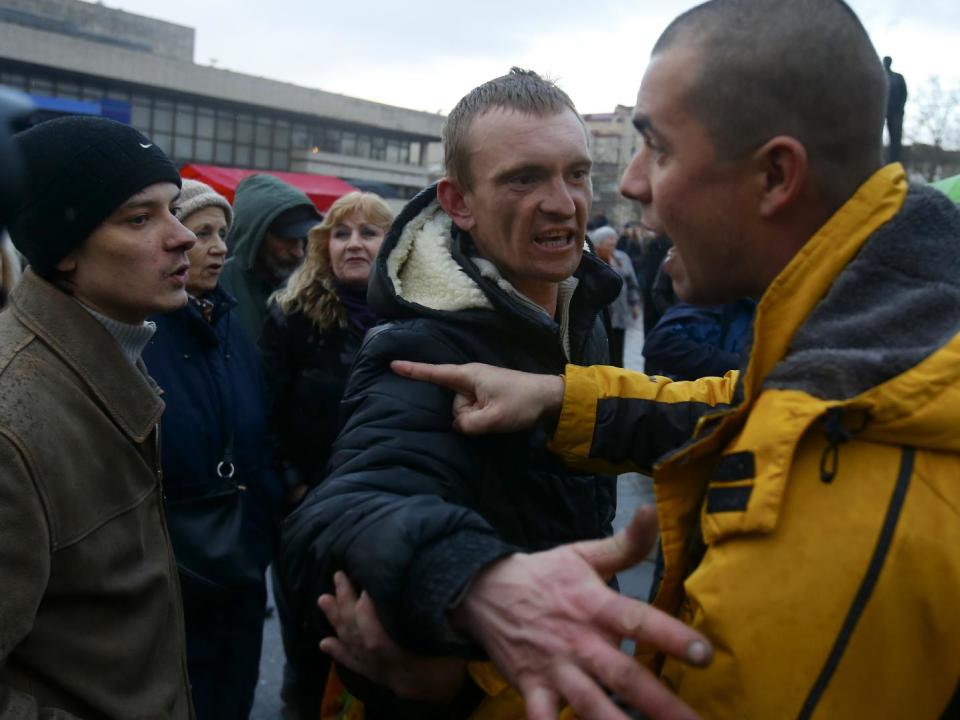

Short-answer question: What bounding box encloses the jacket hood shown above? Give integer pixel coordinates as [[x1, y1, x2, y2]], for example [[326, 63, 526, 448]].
[[368, 184, 621, 333], [758, 168, 960, 453], [226, 174, 316, 272]]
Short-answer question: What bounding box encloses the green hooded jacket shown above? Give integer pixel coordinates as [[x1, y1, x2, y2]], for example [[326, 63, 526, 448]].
[[220, 174, 316, 342]]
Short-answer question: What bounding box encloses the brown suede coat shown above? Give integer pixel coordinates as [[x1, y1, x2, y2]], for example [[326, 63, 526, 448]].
[[0, 270, 193, 719]]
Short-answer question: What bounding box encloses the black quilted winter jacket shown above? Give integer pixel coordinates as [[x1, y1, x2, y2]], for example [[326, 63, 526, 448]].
[[280, 185, 622, 670]]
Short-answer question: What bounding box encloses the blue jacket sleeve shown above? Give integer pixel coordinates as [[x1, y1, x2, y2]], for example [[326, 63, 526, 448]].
[[643, 303, 742, 381]]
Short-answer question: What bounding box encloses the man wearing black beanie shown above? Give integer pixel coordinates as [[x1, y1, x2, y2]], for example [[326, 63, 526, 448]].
[[0, 116, 196, 718]]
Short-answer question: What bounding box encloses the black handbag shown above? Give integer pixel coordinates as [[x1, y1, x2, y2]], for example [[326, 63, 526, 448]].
[[164, 415, 266, 592]]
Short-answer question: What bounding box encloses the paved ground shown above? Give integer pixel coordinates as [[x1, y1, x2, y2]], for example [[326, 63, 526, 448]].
[[252, 316, 651, 718], [612, 314, 656, 603], [252, 578, 285, 719]]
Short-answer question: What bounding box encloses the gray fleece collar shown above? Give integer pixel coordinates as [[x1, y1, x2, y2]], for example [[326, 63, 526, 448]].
[[765, 184, 960, 400]]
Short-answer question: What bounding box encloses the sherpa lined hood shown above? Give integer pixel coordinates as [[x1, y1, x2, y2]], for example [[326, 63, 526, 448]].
[[367, 184, 621, 339], [226, 174, 316, 271]]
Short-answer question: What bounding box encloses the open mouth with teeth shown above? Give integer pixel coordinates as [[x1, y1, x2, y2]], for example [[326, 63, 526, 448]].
[[534, 231, 576, 249]]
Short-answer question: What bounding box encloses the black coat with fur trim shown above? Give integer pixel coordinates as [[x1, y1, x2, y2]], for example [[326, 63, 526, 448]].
[[281, 186, 622, 666]]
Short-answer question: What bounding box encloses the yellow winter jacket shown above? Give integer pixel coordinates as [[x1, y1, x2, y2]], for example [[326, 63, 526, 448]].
[[542, 164, 960, 719], [329, 165, 960, 720]]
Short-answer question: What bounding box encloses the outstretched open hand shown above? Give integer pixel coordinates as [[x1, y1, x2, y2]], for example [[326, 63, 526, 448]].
[[452, 506, 710, 720]]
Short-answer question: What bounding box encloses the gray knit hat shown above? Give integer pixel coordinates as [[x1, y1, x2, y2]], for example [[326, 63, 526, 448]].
[[178, 178, 233, 229]]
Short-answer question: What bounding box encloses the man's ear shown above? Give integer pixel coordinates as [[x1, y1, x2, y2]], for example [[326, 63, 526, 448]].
[[437, 178, 476, 232], [753, 136, 807, 219]]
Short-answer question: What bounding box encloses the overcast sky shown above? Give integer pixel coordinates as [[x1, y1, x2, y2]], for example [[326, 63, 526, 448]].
[[101, 0, 958, 139]]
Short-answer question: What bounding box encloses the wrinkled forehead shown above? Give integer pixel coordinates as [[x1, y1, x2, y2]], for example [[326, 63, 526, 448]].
[[183, 204, 228, 226], [465, 107, 591, 173]]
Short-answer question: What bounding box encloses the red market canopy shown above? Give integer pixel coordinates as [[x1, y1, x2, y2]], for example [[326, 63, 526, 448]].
[[180, 164, 358, 213]]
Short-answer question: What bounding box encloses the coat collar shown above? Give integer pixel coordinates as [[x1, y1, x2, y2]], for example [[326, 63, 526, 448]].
[[743, 163, 908, 403], [10, 269, 164, 443], [373, 185, 621, 335], [657, 164, 910, 469]]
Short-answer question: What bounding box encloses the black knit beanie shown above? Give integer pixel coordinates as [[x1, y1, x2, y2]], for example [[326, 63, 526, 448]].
[[8, 116, 182, 277]]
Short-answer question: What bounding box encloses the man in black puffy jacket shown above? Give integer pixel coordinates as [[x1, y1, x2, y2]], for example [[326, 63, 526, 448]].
[[281, 69, 711, 720]]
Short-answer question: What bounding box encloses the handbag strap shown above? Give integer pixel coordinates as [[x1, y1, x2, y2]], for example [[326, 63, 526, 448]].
[[215, 426, 237, 483], [215, 313, 240, 487]]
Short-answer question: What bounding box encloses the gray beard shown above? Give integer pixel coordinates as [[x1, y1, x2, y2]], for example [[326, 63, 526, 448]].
[[264, 255, 301, 286]]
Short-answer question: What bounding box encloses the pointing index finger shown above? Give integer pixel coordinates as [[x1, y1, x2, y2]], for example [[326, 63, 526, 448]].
[[391, 360, 476, 394]]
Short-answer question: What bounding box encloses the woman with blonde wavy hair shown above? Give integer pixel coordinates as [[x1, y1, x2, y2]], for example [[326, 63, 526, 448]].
[[261, 190, 392, 501], [260, 191, 391, 718]]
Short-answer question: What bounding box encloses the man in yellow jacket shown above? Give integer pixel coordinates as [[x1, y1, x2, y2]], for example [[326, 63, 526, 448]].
[[390, 0, 960, 717]]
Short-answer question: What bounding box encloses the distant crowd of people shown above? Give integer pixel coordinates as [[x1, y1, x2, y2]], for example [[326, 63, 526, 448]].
[[1, 1, 958, 720]]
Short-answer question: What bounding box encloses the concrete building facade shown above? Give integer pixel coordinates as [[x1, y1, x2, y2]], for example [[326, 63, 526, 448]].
[[0, 0, 445, 201], [583, 105, 642, 229]]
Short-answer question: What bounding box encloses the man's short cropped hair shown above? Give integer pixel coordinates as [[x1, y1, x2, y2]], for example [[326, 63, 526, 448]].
[[654, 0, 887, 206], [442, 67, 581, 190]]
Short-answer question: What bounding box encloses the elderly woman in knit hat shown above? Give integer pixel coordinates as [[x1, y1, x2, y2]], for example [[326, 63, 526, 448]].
[[143, 178, 283, 720]]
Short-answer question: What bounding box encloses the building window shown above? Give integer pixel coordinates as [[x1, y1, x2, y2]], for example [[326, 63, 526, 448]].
[[323, 128, 341, 154], [175, 103, 195, 135], [153, 132, 173, 155], [0, 72, 26, 90], [274, 119, 291, 150], [235, 145, 252, 166], [173, 134, 193, 160], [29, 77, 53, 95], [80, 83, 104, 101], [196, 108, 215, 139], [291, 123, 309, 150], [385, 139, 401, 164], [214, 141, 233, 164], [153, 101, 174, 133], [0, 65, 432, 174], [195, 138, 214, 162], [342, 131, 356, 156], [351, 134, 367, 158], [216, 110, 235, 142], [56, 80, 80, 99], [254, 118, 272, 146], [236, 114, 254, 144], [131, 95, 152, 131]]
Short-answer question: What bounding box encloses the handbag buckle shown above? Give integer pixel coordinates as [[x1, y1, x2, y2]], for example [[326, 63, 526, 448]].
[[216, 461, 236, 479]]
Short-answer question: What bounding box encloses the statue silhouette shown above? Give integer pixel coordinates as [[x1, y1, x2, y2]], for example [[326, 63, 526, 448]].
[[884, 56, 908, 163]]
